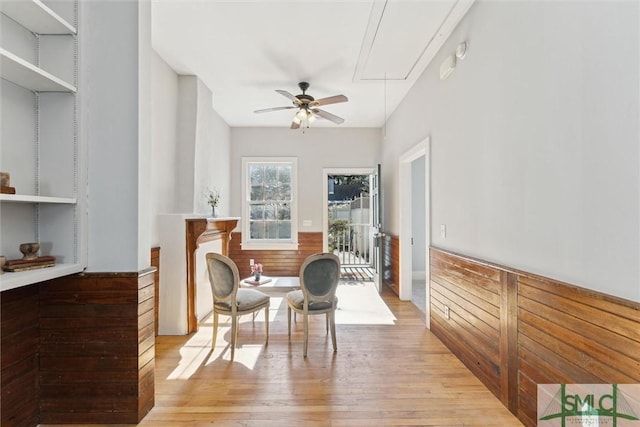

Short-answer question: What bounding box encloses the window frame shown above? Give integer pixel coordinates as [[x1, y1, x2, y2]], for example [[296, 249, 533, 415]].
[[241, 157, 299, 250]]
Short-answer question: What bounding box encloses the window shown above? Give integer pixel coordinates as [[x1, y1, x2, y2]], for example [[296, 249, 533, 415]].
[[242, 157, 298, 250]]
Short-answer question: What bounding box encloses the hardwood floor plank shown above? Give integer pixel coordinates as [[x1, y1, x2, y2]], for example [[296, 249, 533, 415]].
[[41, 286, 522, 427]]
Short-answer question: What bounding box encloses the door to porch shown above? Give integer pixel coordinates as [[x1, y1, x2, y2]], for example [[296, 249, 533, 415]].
[[324, 171, 377, 282]]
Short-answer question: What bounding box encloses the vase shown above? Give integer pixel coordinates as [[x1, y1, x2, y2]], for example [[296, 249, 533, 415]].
[[254, 272, 261, 282], [211, 206, 217, 218]]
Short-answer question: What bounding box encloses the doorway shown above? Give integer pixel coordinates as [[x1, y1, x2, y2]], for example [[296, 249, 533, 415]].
[[399, 138, 430, 327], [322, 168, 377, 284]]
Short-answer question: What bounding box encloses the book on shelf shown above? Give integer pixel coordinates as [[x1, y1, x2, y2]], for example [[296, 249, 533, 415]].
[[3, 256, 56, 272]]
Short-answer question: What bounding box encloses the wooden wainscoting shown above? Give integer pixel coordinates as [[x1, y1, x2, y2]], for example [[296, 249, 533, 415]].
[[429, 248, 640, 427], [430, 249, 508, 402], [151, 247, 160, 335], [383, 234, 400, 295], [1, 285, 40, 427], [38, 270, 155, 424], [228, 232, 323, 278], [516, 273, 640, 426]]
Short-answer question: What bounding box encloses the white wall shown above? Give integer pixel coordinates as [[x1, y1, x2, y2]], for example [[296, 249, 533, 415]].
[[149, 68, 231, 245], [383, 1, 639, 301], [83, 1, 142, 271], [230, 127, 382, 232], [193, 79, 231, 217], [411, 156, 426, 273], [150, 52, 179, 246]]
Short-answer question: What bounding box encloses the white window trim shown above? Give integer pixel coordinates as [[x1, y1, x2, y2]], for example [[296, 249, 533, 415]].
[[241, 157, 299, 250]]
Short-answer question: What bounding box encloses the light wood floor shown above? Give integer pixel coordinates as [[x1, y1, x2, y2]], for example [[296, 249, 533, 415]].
[[51, 285, 524, 426]]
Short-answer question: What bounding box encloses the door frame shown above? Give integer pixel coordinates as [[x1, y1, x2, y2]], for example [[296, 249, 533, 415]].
[[322, 167, 376, 254], [399, 138, 431, 328]]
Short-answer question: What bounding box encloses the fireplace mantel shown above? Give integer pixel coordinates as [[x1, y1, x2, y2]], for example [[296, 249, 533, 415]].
[[157, 215, 239, 335]]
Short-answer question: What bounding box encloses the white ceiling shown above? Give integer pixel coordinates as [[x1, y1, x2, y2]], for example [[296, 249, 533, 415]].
[[151, 0, 474, 128]]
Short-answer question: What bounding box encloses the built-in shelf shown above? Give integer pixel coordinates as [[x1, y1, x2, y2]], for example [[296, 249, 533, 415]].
[[0, 263, 84, 292], [0, 48, 76, 92], [0, 0, 76, 35], [0, 194, 76, 204]]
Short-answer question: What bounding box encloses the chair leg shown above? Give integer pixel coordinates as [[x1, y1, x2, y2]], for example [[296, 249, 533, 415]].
[[264, 304, 269, 346], [303, 313, 309, 358], [231, 315, 237, 361], [212, 312, 219, 349], [287, 306, 292, 338], [330, 310, 337, 353], [325, 313, 329, 333]]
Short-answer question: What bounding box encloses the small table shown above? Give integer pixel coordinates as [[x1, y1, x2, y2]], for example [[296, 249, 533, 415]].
[[241, 276, 300, 290]]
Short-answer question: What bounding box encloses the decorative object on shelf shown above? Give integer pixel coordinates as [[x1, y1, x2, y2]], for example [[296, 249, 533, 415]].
[[205, 187, 220, 218], [0, 256, 5, 274], [0, 171, 15, 194], [3, 255, 56, 272], [19, 242, 40, 260], [0, 172, 10, 186], [251, 261, 263, 281]]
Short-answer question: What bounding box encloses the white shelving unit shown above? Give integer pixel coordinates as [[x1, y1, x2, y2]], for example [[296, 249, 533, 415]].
[[0, 0, 84, 291], [0, 194, 76, 204], [0, 48, 76, 92], [0, 0, 76, 34]]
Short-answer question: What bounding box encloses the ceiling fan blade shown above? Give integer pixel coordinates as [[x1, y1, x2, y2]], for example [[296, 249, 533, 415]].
[[254, 106, 296, 114], [312, 108, 345, 125], [290, 118, 301, 130], [276, 90, 301, 105], [310, 94, 348, 107]]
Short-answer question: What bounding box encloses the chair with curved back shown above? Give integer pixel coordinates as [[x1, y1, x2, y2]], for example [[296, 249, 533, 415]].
[[206, 252, 270, 360], [286, 252, 340, 357]]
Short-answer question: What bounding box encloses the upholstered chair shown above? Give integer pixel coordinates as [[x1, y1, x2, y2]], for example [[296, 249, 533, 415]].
[[286, 253, 340, 357], [206, 253, 270, 360]]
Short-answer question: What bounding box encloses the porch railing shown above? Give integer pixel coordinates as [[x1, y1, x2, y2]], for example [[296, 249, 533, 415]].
[[331, 222, 371, 266]]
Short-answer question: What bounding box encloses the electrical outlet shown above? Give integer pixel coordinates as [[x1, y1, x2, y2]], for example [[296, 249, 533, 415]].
[[440, 224, 447, 239], [444, 305, 450, 320], [249, 259, 254, 266]]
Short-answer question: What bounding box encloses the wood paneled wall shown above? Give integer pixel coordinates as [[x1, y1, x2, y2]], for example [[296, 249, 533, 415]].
[[151, 247, 160, 335], [516, 273, 640, 426], [429, 248, 640, 427], [228, 232, 323, 278], [430, 250, 506, 399], [1, 269, 156, 426], [383, 234, 400, 295], [39, 270, 155, 424], [1, 285, 40, 427]]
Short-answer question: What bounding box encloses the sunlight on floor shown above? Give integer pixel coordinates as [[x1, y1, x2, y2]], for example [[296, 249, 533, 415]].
[[335, 281, 397, 325], [166, 281, 395, 380], [166, 314, 269, 379]]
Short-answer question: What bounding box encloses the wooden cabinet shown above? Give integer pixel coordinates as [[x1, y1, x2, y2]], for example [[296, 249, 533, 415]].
[[0, 0, 85, 291]]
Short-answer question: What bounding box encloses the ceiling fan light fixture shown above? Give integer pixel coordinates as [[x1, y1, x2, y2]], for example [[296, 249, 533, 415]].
[[254, 82, 347, 129]]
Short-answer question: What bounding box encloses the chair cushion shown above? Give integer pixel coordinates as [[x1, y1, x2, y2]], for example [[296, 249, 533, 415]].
[[215, 288, 270, 312], [286, 289, 337, 311]]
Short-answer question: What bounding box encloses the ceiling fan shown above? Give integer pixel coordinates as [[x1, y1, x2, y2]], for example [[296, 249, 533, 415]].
[[254, 81, 348, 129]]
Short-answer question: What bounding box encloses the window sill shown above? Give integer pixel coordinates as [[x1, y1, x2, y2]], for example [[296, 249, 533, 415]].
[[241, 241, 299, 251]]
